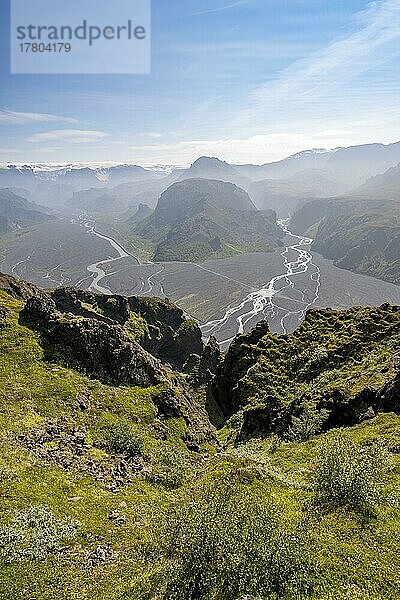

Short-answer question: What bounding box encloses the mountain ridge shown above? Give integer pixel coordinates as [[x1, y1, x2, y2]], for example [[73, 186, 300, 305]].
[[134, 178, 282, 262], [0, 188, 52, 233]]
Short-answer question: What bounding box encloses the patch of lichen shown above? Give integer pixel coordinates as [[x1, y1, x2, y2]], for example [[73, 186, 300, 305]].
[[124, 311, 150, 341]]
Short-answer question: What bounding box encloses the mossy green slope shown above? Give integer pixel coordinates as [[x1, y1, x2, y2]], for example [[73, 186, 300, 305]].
[[212, 305, 400, 434], [291, 197, 400, 285], [0, 289, 400, 599]]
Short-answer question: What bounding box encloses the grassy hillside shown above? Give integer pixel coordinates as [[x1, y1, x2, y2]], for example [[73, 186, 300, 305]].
[[0, 285, 400, 599], [291, 197, 400, 285]]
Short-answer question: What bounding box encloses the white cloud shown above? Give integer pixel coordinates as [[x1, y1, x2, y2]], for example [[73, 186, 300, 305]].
[[27, 129, 109, 144], [138, 132, 163, 139], [244, 0, 400, 120], [0, 110, 78, 125]]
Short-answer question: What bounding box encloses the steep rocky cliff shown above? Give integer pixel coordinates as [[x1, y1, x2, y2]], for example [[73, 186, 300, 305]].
[[212, 306, 400, 440], [20, 295, 164, 388], [50, 287, 203, 369], [0, 273, 214, 444]]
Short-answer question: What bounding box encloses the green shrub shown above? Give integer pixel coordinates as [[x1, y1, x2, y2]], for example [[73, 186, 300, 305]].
[[313, 434, 389, 510], [287, 399, 329, 442], [148, 445, 192, 489], [103, 420, 146, 458], [134, 478, 314, 599], [0, 505, 79, 563]]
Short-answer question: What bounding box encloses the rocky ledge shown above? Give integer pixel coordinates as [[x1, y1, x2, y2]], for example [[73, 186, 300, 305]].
[[211, 306, 400, 441], [20, 295, 164, 387], [50, 287, 203, 369]]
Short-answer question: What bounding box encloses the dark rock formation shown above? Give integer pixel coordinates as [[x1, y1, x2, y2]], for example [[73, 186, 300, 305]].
[[199, 336, 222, 378], [50, 287, 203, 369], [379, 363, 400, 413], [236, 398, 291, 443], [51, 287, 130, 324], [211, 321, 270, 421], [20, 296, 164, 387], [128, 296, 203, 368], [153, 387, 214, 443], [19, 290, 215, 444], [234, 368, 400, 443], [0, 272, 45, 301], [184, 336, 222, 383]]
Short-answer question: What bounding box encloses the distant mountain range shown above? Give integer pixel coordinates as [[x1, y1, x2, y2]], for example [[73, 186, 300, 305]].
[[236, 141, 400, 185], [2, 140, 400, 215], [0, 163, 163, 188], [134, 178, 283, 262], [0, 164, 167, 208], [236, 148, 335, 180], [242, 142, 400, 214]]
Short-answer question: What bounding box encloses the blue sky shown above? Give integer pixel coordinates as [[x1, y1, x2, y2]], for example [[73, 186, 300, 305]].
[[0, 0, 399, 165]]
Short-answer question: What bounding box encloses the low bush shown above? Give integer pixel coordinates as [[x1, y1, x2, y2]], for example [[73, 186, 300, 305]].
[[148, 445, 192, 489], [312, 434, 389, 510], [287, 399, 329, 442], [0, 505, 80, 563], [103, 420, 146, 458], [0, 465, 17, 482], [134, 477, 315, 599]]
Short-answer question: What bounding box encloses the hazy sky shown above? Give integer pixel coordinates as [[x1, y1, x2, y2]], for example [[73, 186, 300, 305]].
[[0, 0, 399, 165]]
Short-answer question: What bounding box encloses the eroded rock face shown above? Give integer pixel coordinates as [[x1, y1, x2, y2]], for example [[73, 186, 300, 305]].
[[51, 288, 130, 325], [199, 336, 222, 378], [18, 293, 215, 443], [211, 321, 270, 421], [0, 272, 45, 301], [50, 287, 203, 369], [379, 365, 400, 413], [20, 296, 164, 387], [128, 296, 203, 368], [184, 336, 222, 384], [153, 387, 214, 443], [236, 384, 399, 443], [237, 398, 291, 443]]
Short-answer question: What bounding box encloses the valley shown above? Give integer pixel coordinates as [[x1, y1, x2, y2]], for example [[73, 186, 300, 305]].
[[0, 149, 400, 600], [2, 212, 400, 348], [2, 0, 400, 594], [1, 145, 399, 348]]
